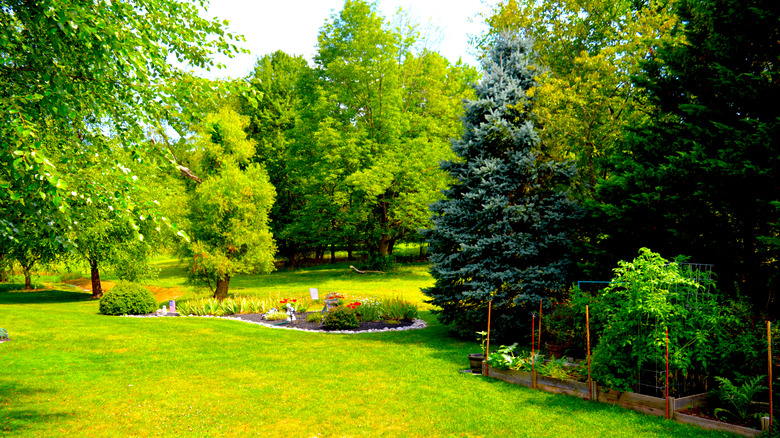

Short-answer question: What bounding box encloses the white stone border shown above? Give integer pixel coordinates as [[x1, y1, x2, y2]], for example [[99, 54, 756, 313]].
[[122, 313, 428, 334]]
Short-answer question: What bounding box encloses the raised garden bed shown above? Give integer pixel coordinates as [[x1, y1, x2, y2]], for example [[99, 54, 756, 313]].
[[482, 363, 770, 436]]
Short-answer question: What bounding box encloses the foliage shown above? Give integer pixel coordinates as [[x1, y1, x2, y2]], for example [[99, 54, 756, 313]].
[[264, 310, 289, 321], [486, 343, 540, 371], [537, 358, 586, 381], [594, 0, 780, 315], [423, 32, 581, 341], [237, 2, 477, 262], [353, 296, 383, 322], [366, 253, 396, 272], [306, 313, 323, 323], [322, 306, 360, 330], [481, 0, 679, 197], [0, 0, 244, 254], [713, 374, 767, 422], [0, 327, 7, 340], [543, 301, 578, 344], [98, 282, 157, 316], [185, 107, 277, 299], [381, 298, 418, 321], [476, 331, 488, 355], [584, 248, 752, 393]]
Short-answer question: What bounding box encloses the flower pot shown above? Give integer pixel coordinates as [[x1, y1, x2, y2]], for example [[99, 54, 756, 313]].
[[468, 353, 485, 374], [545, 342, 571, 359]]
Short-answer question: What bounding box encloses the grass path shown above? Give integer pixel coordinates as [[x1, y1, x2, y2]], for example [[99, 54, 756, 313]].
[[0, 266, 733, 437]]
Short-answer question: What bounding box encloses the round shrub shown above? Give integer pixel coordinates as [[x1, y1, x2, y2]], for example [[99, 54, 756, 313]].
[[99, 281, 157, 315], [322, 306, 359, 330]]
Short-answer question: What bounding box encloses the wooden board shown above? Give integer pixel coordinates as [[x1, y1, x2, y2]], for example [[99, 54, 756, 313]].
[[536, 375, 591, 399], [596, 387, 670, 417], [485, 368, 534, 388], [674, 413, 761, 437], [673, 393, 708, 412]]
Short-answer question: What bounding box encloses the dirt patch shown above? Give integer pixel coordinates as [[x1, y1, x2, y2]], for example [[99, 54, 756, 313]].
[[67, 278, 116, 293], [65, 279, 181, 301]]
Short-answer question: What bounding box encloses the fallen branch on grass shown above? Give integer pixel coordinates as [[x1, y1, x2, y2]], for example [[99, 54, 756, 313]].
[[350, 265, 386, 274]]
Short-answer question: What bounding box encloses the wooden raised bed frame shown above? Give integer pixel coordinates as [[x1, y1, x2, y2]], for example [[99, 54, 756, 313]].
[[482, 363, 766, 437]]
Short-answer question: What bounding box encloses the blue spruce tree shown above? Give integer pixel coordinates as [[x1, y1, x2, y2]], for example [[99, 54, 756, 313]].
[[423, 33, 580, 340]]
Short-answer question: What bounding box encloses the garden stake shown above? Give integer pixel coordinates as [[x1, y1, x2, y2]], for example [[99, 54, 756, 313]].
[[586, 305, 592, 401], [666, 327, 670, 420], [486, 301, 492, 376], [531, 315, 535, 376], [538, 299, 543, 351], [769, 321, 773, 430]]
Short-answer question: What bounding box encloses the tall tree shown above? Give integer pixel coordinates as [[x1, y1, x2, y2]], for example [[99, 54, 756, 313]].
[[481, 0, 680, 195], [423, 33, 581, 340], [311, 0, 476, 256], [596, 0, 780, 314], [185, 108, 276, 299], [1, 0, 243, 250]]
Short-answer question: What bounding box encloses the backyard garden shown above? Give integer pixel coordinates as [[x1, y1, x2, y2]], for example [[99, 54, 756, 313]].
[[2, 0, 779, 436], [1, 256, 770, 438]]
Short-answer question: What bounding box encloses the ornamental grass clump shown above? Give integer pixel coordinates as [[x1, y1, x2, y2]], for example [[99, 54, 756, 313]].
[[382, 298, 418, 320], [99, 281, 157, 315]]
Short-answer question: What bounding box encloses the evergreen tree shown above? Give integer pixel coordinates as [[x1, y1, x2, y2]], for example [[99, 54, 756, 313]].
[[423, 33, 581, 340], [596, 0, 780, 315]]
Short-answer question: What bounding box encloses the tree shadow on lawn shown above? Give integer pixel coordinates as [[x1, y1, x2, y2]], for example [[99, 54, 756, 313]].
[[0, 284, 92, 305], [331, 310, 475, 369], [0, 380, 71, 435]]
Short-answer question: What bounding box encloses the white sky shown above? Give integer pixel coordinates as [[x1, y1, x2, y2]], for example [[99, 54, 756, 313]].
[[196, 0, 501, 79]]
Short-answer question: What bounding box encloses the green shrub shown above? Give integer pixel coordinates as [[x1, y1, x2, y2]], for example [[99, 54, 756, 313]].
[[366, 253, 396, 272], [0, 327, 8, 340], [322, 306, 359, 330], [99, 282, 158, 315], [306, 313, 323, 323]]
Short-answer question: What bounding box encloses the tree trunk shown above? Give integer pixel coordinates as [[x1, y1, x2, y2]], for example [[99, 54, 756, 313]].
[[0, 255, 7, 283], [214, 275, 230, 300], [22, 266, 32, 290], [90, 258, 103, 299], [347, 244, 354, 261], [378, 236, 390, 256], [330, 244, 336, 264]]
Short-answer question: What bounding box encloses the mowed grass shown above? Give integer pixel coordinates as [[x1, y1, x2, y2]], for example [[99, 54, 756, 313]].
[[149, 257, 436, 307], [0, 266, 733, 437]]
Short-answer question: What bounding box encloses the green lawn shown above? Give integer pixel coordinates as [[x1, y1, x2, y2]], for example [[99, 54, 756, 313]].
[[0, 264, 734, 437]]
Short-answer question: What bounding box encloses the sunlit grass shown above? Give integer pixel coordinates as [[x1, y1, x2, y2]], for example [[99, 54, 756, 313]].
[[0, 278, 729, 437]]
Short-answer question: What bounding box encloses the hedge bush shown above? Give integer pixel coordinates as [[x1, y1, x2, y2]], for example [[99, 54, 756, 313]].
[[99, 281, 158, 315], [322, 306, 359, 330]]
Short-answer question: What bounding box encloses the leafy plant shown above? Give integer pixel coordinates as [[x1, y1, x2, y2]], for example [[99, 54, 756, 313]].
[[713, 374, 767, 421], [476, 331, 488, 355], [586, 248, 725, 393], [543, 302, 577, 344], [486, 344, 540, 372], [322, 306, 359, 330], [265, 310, 288, 321], [382, 298, 418, 320], [0, 328, 8, 340], [306, 313, 323, 323], [537, 358, 586, 381], [99, 281, 158, 315], [354, 296, 382, 321]]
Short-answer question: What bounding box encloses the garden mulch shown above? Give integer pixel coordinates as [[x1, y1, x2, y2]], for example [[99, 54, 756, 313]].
[[230, 312, 416, 332]]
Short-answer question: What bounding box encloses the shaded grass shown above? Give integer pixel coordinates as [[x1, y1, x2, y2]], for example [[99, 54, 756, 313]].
[[0, 285, 731, 437]]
